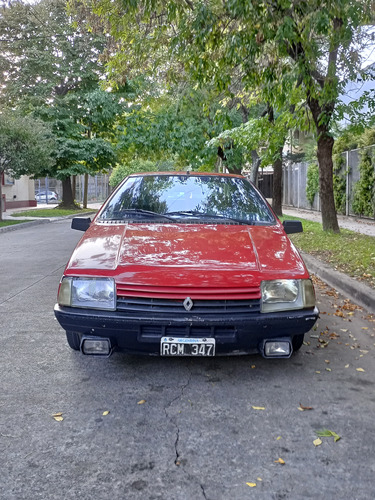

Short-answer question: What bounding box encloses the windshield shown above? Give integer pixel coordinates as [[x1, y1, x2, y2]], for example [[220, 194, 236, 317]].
[[98, 174, 276, 224]]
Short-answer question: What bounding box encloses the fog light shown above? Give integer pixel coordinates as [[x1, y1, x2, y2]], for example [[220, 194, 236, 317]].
[[263, 340, 291, 358], [81, 338, 111, 356]]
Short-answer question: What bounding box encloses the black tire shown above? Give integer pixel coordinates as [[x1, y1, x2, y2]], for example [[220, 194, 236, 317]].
[[66, 331, 81, 351], [292, 334, 304, 352]]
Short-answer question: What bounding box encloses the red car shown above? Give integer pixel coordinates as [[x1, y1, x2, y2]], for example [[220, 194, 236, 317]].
[[54, 172, 318, 358]]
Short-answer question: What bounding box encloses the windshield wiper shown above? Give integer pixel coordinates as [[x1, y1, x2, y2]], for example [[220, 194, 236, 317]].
[[103, 209, 175, 221], [164, 210, 247, 224]]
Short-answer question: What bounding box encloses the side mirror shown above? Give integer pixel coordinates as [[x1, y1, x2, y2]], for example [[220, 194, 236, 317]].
[[283, 220, 303, 234], [71, 217, 91, 231]]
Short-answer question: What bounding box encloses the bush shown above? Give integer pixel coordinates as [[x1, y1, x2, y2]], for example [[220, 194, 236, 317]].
[[333, 153, 347, 214], [306, 163, 319, 206], [352, 150, 375, 217]]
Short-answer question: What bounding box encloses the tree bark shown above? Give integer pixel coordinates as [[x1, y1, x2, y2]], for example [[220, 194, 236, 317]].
[[60, 177, 78, 209], [217, 146, 242, 175], [83, 173, 88, 209], [317, 134, 340, 232], [307, 93, 340, 232], [250, 150, 261, 186], [272, 146, 283, 216], [0, 172, 3, 222], [71, 175, 76, 202]]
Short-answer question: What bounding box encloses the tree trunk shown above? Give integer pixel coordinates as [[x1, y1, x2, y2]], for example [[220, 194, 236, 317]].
[[60, 177, 78, 209], [217, 146, 242, 175], [272, 146, 283, 216], [317, 134, 340, 232], [0, 172, 3, 222], [71, 175, 76, 202], [83, 173, 88, 209], [250, 150, 261, 186]]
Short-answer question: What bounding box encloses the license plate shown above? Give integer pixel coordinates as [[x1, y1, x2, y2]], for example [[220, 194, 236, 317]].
[[160, 337, 215, 356]]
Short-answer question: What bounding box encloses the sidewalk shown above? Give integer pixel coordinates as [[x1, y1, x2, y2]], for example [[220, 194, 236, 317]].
[[283, 206, 375, 237]]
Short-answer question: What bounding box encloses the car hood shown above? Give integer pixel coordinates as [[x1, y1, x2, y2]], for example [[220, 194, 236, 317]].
[[65, 222, 307, 287]]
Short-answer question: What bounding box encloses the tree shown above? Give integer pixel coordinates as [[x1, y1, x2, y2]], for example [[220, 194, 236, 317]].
[[0, 0, 120, 207], [116, 83, 246, 173], [84, 0, 374, 231], [0, 111, 54, 221]]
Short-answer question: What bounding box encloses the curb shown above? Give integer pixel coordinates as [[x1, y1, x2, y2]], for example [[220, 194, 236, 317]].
[[0, 211, 96, 234], [301, 251, 375, 313], [0, 218, 51, 233]]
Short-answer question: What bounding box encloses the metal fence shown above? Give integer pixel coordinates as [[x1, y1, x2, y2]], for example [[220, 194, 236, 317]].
[[282, 145, 375, 217], [35, 174, 111, 205]]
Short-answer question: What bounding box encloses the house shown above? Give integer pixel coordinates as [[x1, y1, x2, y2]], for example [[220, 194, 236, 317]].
[[1, 173, 36, 212]]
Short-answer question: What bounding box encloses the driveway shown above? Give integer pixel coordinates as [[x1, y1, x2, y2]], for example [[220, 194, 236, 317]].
[[1, 220, 375, 499]]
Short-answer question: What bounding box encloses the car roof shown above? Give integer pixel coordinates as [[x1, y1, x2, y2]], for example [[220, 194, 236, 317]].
[[128, 171, 245, 179]]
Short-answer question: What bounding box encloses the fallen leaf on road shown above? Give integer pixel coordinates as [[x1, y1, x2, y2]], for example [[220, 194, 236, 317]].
[[326, 368, 332, 372], [276, 436, 282, 440], [274, 458, 285, 464], [52, 412, 64, 422], [299, 403, 313, 411], [137, 400, 146, 405], [316, 429, 341, 442], [345, 364, 350, 368], [356, 368, 365, 372], [246, 482, 257, 487], [313, 438, 322, 447], [102, 410, 110, 416]]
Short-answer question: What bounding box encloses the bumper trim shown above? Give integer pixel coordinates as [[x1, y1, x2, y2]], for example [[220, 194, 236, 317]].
[[54, 304, 319, 356]]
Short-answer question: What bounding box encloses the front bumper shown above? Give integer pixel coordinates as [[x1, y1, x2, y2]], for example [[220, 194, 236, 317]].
[[54, 304, 319, 356]]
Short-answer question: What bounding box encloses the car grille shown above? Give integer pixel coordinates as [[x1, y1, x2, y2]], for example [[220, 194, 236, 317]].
[[116, 296, 261, 315], [140, 325, 237, 341]]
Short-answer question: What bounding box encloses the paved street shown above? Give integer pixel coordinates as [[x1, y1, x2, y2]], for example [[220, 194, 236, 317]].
[[1, 220, 375, 499]]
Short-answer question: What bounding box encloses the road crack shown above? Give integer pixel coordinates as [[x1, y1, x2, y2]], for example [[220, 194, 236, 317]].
[[163, 366, 192, 467]]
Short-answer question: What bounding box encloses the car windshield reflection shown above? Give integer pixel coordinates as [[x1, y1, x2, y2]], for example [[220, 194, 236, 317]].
[[99, 174, 276, 225]]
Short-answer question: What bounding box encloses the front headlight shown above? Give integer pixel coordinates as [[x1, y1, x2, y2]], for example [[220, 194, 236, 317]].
[[58, 277, 116, 311], [261, 279, 315, 313]]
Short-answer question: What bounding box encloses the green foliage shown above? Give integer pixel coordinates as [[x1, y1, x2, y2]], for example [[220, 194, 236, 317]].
[[306, 164, 320, 206], [0, 0, 122, 201], [333, 154, 347, 214], [109, 158, 174, 187], [332, 126, 375, 215], [116, 83, 246, 173], [352, 150, 375, 217], [0, 110, 54, 177], [83, 0, 374, 231]]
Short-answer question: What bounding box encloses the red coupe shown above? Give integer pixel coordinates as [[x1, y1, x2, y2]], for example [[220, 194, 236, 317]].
[[54, 172, 318, 358]]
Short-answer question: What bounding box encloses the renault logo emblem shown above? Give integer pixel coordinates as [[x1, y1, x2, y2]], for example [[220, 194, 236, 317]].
[[183, 297, 194, 311]]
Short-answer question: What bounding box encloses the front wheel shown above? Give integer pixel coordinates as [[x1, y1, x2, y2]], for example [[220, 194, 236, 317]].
[[292, 334, 304, 352], [66, 331, 81, 351]]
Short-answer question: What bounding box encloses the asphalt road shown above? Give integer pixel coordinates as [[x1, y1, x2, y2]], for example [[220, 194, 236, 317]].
[[1, 220, 375, 500]]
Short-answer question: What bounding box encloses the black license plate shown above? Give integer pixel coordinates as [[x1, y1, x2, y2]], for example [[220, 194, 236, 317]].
[[160, 337, 215, 356]]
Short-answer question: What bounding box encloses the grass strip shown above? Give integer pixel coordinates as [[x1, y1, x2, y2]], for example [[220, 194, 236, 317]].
[[12, 208, 95, 218], [283, 216, 375, 289], [0, 219, 33, 228]]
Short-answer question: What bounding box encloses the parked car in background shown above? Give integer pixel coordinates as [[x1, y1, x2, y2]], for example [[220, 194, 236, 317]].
[[35, 190, 58, 203], [54, 172, 319, 359]]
